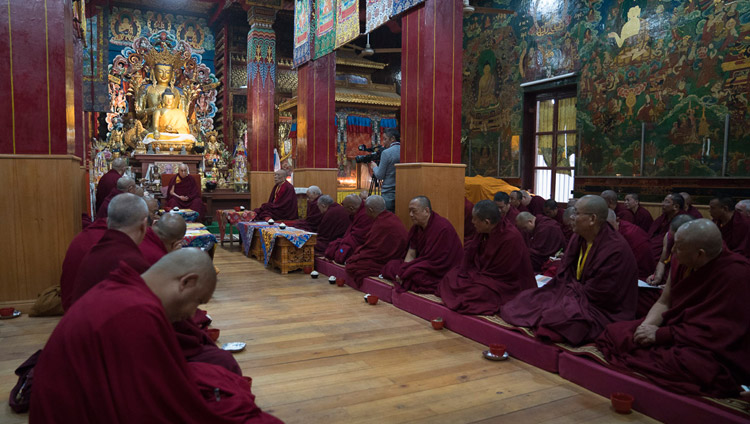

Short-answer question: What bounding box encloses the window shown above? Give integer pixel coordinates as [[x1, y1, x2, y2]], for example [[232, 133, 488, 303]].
[[529, 92, 576, 202]]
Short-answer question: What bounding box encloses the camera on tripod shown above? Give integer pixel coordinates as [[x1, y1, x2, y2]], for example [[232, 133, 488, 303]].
[[355, 144, 385, 164]]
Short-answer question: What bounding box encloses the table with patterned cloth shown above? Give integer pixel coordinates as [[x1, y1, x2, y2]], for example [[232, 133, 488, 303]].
[[237, 222, 275, 257], [236, 222, 317, 274], [160, 208, 199, 223], [182, 223, 217, 256], [216, 209, 256, 246]]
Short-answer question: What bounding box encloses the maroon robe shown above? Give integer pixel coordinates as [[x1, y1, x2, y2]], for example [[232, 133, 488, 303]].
[[139, 226, 168, 266], [715, 212, 750, 259], [526, 215, 566, 272], [290, 197, 322, 231], [614, 203, 634, 223], [382, 212, 463, 294], [504, 205, 520, 225], [314, 202, 350, 255], [648, 211, 686, 262], [30, 264, 281, 424], [464, 198, 476, 244], [95, 169, 121, 212], [501, 223, 638, 345], [71, 229, 150, 306], [166, 174, 206, 219], [618, 220, 657, 280], [95, 188, 122, 219], [527, 195, 546, 216], [345, 211, 408, 286], [631, 206, 654, 233], [686, 205, 703, 219], [597, 249, 750, 398], [437, 218, 535, 315], [254, 180, 298, 221], [324, 202, 374, 263], [60, 217, 108, 311]]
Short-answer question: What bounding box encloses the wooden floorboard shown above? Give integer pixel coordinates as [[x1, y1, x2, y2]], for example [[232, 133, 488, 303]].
[[0, 246, 659, 423]]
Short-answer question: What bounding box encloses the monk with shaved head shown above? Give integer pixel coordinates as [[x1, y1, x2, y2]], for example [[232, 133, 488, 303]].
[[324, 194, 374, 263], [598, 220, 750, 398], [501, 195, 639, 345], [314, 195, 350, 256], [96, 175, 137, 219], [140, 212, 187, 265], [680, 192, 703, 219], [709, 195, 750, 259], [623, 193, 653, 232], [601, 190, 634, 223], [252, 169, 298, 221], [95, 157, 128, 212], [31, 249, 281, 423], [289, 185, 322, 231], [345, 195, 408, 287], [515, 211, 566, 272]]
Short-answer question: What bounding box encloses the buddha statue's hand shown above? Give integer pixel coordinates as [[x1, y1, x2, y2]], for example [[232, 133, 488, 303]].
[[154, 131, 161, 140]]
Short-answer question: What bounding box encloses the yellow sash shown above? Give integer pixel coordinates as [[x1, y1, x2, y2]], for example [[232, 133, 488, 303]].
[[576, 242, 593, 281]]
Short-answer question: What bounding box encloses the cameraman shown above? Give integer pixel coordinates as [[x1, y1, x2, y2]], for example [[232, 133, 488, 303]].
[[370, 128, 400, 212]]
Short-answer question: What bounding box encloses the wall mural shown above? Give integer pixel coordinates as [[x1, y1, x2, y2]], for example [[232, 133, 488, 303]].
[[464, 0, 750, 177]]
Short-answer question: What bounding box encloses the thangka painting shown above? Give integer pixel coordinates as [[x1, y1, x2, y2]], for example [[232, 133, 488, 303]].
[[366, 0, 392, 34], [335, 0, 359, 49], [314, 0, 336, 59], [391, 0, 424, 17], [293, 0, 311, 67], [108, 7, 215, 54], [83, 5, 109, 111]]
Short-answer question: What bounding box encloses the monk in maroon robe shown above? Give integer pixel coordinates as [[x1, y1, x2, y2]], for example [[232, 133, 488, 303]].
[[601, 190, 634, 223], [525, 191, 547, 216], [325, 194, 374, 263], [561, 207, 575, 243], [72, 194, 151, 306], [624, 193, 654, 233], [166, 164, 206, 219], [543, 199, 564, 227], [680, 192, 704, 219], [607, 210, 656, 280], [289, 186, 322, 231], [95, 157, 126, 212], [140, 212, 187, 266], [515, 212, 566, 273], [464, 197, 476, 243], [501, 195, 638, 345], [494, 191, 520, 224], [31, 249, 281, 423], [597, 219, 750, 398], [345, 195, 408, 287], [438, 200, 535, 315], [314, 195, 350, 256], [253, 169, 298, 221], [382, 196, 463, 293], [60, 217, 108, 311], [648, 193, 686, 262], [709, 196, 750, 259], [95, 176, 137, 219]]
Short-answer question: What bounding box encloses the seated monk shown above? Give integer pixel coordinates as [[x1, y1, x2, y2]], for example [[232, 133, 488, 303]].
[[96, 176, 137, 219], [345, 195, 408, 287], [437, 200, 535, 315], [543, 199, 564, 227], [253, 169, 298, 221], [736, 199, 750, 217], [680, 191, 703, 219], [60, 216, 109, 311], [597, 219, 750, 398], [522, 190, 546, 216], [324, 194, 374, 263], [515, 211, 566, 273], [501, 195, 638, 345], [140, 212, 187, 265], [464, 197, 476, 243], [561, 206, 575, 243], [95, 157, 127, 213], [166, 164, 206, 220], [647, 193, 686, 262], [289, 186, 322, 231], [314, 195, 350, 256], [382, 196, 463, 294], [709, 195, 750, 259], [601, 190, 634, 223], [30, 249, 281, 423], [145, 196, 160, 225], [624, 193, 653, 233], [72, 193, 150, 306], [494, 191, 520, 224], [606, 209, 655, 281]]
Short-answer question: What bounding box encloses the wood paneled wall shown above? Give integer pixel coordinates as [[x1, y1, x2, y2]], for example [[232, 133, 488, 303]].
[[293, 168, 338, 200], [0, 155, 83, 304], [250, 171, 276, 210]]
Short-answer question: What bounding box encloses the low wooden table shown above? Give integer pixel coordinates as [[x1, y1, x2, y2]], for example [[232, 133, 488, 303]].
[[269, 234, 317, 274], [202, 189, 251, 224]]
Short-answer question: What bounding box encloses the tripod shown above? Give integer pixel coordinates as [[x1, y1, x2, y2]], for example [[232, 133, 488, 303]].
[[368, 174, 381, 196]]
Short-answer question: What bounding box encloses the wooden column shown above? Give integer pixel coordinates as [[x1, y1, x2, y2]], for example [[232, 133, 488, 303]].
[[397, 0, 464, 235], [247, 6, 277, 208], [295, 53, 337, 197]]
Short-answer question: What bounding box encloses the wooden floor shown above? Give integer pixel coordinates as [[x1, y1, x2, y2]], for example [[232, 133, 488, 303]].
[[0, 247, 659, 423]]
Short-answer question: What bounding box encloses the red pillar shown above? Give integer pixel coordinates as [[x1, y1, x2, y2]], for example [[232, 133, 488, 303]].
[[295, 53, 337, 197], [396, 0, 465, 238]]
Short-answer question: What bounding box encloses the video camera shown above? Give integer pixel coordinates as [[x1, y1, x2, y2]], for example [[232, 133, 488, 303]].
[[355, 144, 385, 164]]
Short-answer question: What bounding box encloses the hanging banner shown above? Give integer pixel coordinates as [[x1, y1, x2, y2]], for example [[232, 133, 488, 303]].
[[293, 0, 311, 67], [335, 0, 359, 49], [391, 0, 424, 17], [366, 0, 392, 33], [314, 0, 336, 59]]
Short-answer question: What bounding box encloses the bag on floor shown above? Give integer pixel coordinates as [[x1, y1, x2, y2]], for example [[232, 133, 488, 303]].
[[9, 350, 41, 413], [29, 285, 63, 317]]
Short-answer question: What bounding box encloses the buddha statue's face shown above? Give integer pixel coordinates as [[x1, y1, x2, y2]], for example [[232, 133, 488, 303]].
[[154, 64, 173, 86], [162, 94, 176, 109]]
